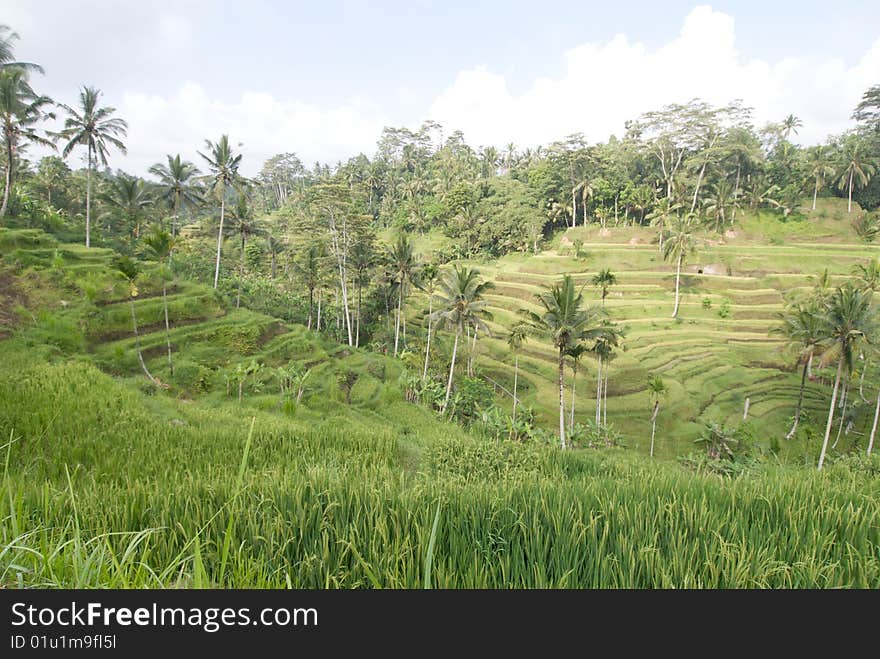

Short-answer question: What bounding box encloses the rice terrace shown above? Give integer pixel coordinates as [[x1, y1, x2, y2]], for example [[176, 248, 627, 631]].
[[1, 4, 880, 590]]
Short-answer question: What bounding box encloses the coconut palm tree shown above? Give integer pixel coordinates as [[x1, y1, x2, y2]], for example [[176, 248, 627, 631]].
[[646, 375, 667, 457], [804, 146, 834, 212], [100, 173, 152, 240], [148, 154, 201, 235], [507, 323, 529, 424], [386, 233, 420, 357], [836, 137, 876, 214], [646, 199, 681, 253], [781, 114, 803, 140], [227, 192, 264, 309], [292, 243, 328, 330], [417, 262, 440, 379], [566, 342, 589, 433], [663, 214, 698, 318], [520, 275, 606, 449], [0, 25, 43, 74], [432, 265, 494, 415], [56, 86, 127, 247], [592, 268, 617, 306], [774, 301, 827, 440], [817, 284, 877, 470], [198, 135, 243, 288], [0, 68, 54, 217], [114, 255, 158, 385], [702, 180, 735, 233], [143, 228, 177, 376], [265, 231, 286, 280], [351, 238, 376, 348]]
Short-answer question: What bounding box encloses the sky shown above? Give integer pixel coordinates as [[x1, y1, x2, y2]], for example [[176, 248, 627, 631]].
[[5, 0, 880, 176]]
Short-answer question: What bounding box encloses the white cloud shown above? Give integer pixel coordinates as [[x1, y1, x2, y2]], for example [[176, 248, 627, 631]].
[[120, 84, 389, 176], [426, 5, 880, 149]]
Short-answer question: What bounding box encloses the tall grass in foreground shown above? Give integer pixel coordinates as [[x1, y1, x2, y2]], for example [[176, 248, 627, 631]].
[[2, 349, 880, 588]]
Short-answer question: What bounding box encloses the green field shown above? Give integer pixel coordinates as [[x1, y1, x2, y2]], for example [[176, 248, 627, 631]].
[[2, 202, 880, 588]]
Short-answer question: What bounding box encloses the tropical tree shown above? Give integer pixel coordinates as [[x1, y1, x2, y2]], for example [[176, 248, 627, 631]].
[[0, 68, 54, 217], [417, 262, 440, 379], [647, 375, 667, 457], [292, 243, 328, 330], [566, 342, 589, 433], [198, 135, 242, 288], [837, 137, 876, 214], [774, 301, 826, 440], [817, 284, 876, 470], [781, 114, 803, 140], [100, 173, 152, 239], [702, 180, 735, 233], [386, 233, 420, 357], [227, 192, 264, 309], [0, 25, 43, 74], [148, 154, 201, 234], [56, 86, 128, 247], [114, 255, 158, 385], [432, 265, 494, 414], [646, 199, 681, 253], [804, 146, 834, 211], [143, 228, 177, 375], [592, 268, 617, 306], [662, 214, 698, 318], [350, 238, 376, 348], [520, 275, 605, 449], [265, 231, 286, 280], [507, 323, 529, 424]]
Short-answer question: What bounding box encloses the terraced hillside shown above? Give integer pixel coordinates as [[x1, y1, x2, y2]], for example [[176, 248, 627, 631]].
[[442, 200, 880, 457]]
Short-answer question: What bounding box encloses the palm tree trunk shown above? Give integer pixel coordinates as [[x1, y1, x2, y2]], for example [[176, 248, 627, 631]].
[[690, 161, 707, 213], [848, 168, 854, 214], [441, 325, 461, 414], [0, 139, 12, 217], [307, 288, 314, 330], [786, 360, 809, 440], [512, 354, 519, 423], [818, 357, 844, 470], [316, 290, 322, 331], [271, 251, 277, 279], [558, 347, 566, 450], [603, 365, 609, 426], [213, 193, 225, 288], [569, 360, 577, 433], [163, 279, 173, 376], [859, 357, 869, 402], [812, 174, 820, 211], [422, 296, 433, 381], [732, 164, 741, 221], [833, 383, 848, 449], [85, 146, 92, 248], [650, 401, 660, 457], [130, 297, 157, 385], [355, 281, 361, 348], [868, 390, 880, 455], [595, 356, 602, 425], [671, 253, 683, 318], [236, 233, 245, 309], [394, 285, 403, 357], [469, 325, 478, 376]]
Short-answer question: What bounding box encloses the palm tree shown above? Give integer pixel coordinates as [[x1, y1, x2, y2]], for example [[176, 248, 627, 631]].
[[520, 275, 605, 449], [592, 268, 617, 306], [292, 243, 327, 330], [0, 25, 43, 74], [386, 233, 420, 357], [837, 137, 876, 214], [646, 199, 681, 253], [781, 114, 803, 140], [432, 265, 494, 415], [817, 284, 876, 470], [351, 239, 375, 348], [0, 69, 54, 217], [143, 228, 177, 376], [591, 322, 623, 427], [853, 258, 880, 292], [507, 323, 529, 424], [198, 135, 243, 288], [804, 146, 834, 212], [566, 342, 589, 433], [702, 180, 735, 233], [663, 214, 698, 318], [148, 154, 201, 235], [774, 302, 826, 440], [56, 86, 128, 247], [100, 173, 152, 239], [227, 192, 264, 309], [114, 255, 158, 385], [265, 231, 286, 280], [417, 262, 440, 379], [647, 375, 667, 457]]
